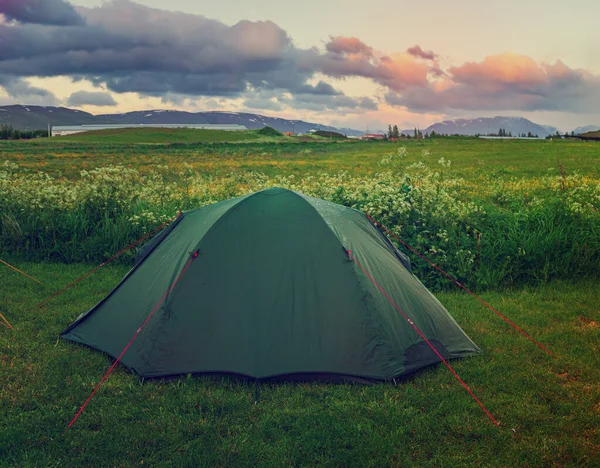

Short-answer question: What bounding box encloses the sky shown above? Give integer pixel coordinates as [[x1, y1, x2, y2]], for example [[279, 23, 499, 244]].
[[0, 0, 599, 131]]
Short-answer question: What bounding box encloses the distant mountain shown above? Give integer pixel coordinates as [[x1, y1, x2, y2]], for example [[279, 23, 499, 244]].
[[0, 105, 97, 129], [572, 125, 600, 135], [541, 125, 559, 135], [403, 117, 553, 137], [0, 105, 364, 136]]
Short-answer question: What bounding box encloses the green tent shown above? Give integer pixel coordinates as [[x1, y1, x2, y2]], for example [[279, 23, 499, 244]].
[[62, 188, 480, 382]]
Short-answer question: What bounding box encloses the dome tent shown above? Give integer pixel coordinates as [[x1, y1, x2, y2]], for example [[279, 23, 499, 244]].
[[61, 188, 481, 382]]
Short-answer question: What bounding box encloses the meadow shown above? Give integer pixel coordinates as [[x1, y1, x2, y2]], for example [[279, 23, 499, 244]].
[[0, 130, 599, 466]]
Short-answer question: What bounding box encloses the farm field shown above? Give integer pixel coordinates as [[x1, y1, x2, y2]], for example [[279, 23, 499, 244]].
[[1, 130, 599, 466], [1, 130, 599, 178]]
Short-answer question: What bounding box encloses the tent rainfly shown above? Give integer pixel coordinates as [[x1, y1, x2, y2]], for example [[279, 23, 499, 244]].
[[61, 188, 481, 382]]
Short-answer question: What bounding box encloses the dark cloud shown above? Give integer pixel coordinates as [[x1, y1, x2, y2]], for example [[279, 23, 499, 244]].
[[243, 97, 285, 112], [0, 74, 59, 105], [66, 90, 117, 106], [407, 45, 437, 61], [295, 81, 341, 96], [0, 1, 396, 111], [0, 0, 84, 26], [0, 1, 298, 95]]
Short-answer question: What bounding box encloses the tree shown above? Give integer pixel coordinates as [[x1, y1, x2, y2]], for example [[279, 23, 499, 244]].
[[392, 125, 399, 139], [0, 125, 12, 140], [388, 124, 393, 139], [0, 124, 47, 140]]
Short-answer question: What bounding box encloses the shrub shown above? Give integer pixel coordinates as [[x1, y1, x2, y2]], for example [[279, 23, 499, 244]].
[[257, 126, 283, 137]]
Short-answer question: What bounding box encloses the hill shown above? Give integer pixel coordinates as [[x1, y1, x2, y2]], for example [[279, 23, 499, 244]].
[[404, 116, 554, 137], [0, 105, 362, 136], [51, 127, 263, 143], [573, 125, 600, 135], [578, 130, 600, 140], [0, 105, 96, 130]]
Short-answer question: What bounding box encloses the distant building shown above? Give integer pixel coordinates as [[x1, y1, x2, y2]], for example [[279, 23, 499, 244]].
[[51, 123, 247, 137], [362, 133, 385, 141], [478, 136, 545, 140]]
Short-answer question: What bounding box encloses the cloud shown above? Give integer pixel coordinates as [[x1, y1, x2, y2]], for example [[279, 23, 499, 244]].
[[0, 1, 296, 95], [0, 1, 382, 114], [66, 90, 117, 106], [326, 36, 373, 56], [0, 75, 60, 105], [309, 37, 430, 92], [0, 0, 84, 26], [243, 97, 285, 112], [0, 1, 597, 119], [289, 94, 378, 112], [407, 45, 437, 61], [242, 87, 378, 114], [388, 53, 600, 113]]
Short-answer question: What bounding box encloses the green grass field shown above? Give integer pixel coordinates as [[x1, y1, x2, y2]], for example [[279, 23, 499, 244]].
[[1, 130, 599, 178], [0, 262, 598, 466], [1, 129, 599, 466]]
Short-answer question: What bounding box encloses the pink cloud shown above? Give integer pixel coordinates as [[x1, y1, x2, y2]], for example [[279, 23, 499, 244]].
[[407, 45, 437, 61], [450, 53, 547, 92], [317, 37, 429, 92], [387, 53, 600, 113], [326, 36, 373, 56]]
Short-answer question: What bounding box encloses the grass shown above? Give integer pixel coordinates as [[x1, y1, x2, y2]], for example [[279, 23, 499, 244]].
[[1, 131, 599, 465], [52, 127, 265, 144], [1, 133, 599, 179], [0, 261, 598, 466]]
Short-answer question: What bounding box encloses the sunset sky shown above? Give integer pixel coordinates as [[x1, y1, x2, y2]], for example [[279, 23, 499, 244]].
[[1, 0, 598, 131]]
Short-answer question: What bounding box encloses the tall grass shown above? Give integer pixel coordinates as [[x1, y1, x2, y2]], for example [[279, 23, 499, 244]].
[[1, 153, 598, 291]]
